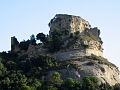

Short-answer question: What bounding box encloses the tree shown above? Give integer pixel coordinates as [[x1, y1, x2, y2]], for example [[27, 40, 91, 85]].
[[21, 84, 34, 90], [0, 61, 7, 77], [61, 78, 82, 90], [49, 29, 63, 52], [113, 83, 120, 90], [52, 72, 63, 84], [46, 86, 58, 90], [30, 34, 36, 45], [82, 76, 100, 90], [36, 33, 46, 43], [19, 40, 30, 50]]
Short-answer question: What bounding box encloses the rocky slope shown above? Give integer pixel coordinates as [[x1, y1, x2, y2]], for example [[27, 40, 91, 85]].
[[45, 56, 120, 86]]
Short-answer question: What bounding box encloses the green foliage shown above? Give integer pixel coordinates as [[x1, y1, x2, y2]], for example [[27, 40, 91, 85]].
[[46, 86, 58, 90], [61, 78, 82, 90], [49, 29, 63, 52], [82, 76, 100, 90], [36, 33, 46, 43], [74, 31, 81, 39], [89, 54, 116, 67], [0, 51, 119, 90], [113, 83, 120, 90], [63, 30, 70, 35], [21, 84, 32, 90], [6, 61, 16, 70], [70, 33, 74, 38], [30, 34, 36, 45], [0, 61, 7, 77], [19, 40, 30, 50], [52, 72, 63, 84], [30, 54, 57, 70]]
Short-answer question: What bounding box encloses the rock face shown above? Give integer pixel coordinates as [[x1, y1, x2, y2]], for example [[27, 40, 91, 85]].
[[49, 14, 91, 34], [47, 14, 120, 86], [45, 58, 120, 86], [49, 14, 103, 59], [54, 40, 103, 61]]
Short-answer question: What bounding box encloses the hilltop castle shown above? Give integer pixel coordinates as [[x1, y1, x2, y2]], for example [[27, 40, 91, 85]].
[[11, 14, 103, 60], [10, 14, 120, 86]]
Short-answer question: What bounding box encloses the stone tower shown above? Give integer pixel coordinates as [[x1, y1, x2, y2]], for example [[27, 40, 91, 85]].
[[49, 14, 91, 35], [11, 36, 20, 52], [49, 14, 103, 60]]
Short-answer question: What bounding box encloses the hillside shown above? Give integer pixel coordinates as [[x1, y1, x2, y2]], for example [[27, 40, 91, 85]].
[[0, 14, 120, 90]]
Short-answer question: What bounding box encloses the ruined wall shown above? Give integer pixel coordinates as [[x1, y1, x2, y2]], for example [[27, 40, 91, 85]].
[[11, 36, 20, 52], [11, 14, 103, 61], [26, 44, 48, 58]]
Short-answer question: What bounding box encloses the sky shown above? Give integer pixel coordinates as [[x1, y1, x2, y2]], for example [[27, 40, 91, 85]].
[[0, 0, 120, 69]]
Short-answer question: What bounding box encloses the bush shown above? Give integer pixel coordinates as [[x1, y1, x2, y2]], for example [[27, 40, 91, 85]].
[[113, 83, 120, 90], [46, 86, 58, 90], [61, 78, 82, 90], [19, 40, 30, 50], [82, 76, 100, 90], [52, 72, 63, 84]]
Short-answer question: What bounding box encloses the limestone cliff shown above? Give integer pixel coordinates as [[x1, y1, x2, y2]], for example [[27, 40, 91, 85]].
[[45, 56, 120, 86]]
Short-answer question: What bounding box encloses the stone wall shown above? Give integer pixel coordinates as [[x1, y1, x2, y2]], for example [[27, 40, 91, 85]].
[[11, 36, 20, 52]]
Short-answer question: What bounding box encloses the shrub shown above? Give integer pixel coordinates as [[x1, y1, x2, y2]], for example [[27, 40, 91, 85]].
[[61, 78, 82, 90], [46, 86, 58, 90], [82, 76, 100, 90], [52, 72, 63, 84], [113, 83, 120, 90]]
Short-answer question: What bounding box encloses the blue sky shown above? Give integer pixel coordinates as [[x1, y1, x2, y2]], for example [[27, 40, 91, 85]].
[[0, 0, 120, 69]]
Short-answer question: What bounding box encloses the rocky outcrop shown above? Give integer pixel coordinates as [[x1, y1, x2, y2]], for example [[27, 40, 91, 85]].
[[44, 58, 120, 86], [49, 14, 103, 58], [54, 39, 103, 61], [49, 14, 91, 34]]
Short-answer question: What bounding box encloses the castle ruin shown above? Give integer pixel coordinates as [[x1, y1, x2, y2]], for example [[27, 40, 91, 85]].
[[49, 14, 103, 60], [11, 14, 103, 61]]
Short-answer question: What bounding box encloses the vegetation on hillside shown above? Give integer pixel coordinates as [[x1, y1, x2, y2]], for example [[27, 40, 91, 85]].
[[1, 29, 119, 90], [16, 29, 102, 52], [0, 52, 119, 90]]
